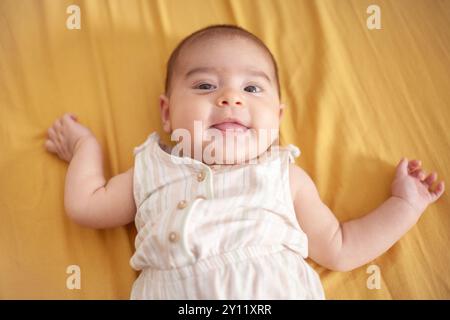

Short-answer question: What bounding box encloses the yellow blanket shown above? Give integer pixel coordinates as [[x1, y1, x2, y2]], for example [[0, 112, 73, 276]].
[[0, 0, 448, 299]]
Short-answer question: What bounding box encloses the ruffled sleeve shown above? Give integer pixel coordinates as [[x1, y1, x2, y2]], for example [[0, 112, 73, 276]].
[[133, 132, 159, 156], [285, 144, 301, 163]]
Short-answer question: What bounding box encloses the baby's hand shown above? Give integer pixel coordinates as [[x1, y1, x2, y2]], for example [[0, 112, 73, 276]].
[[44, 113, 94, 162], [392, 158, 445, 215]]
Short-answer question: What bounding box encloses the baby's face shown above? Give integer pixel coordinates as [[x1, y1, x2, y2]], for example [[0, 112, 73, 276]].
[[160, 37, 284, 164]]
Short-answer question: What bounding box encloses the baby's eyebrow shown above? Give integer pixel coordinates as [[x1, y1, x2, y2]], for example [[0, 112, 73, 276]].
[[184, 67, 271, 83]]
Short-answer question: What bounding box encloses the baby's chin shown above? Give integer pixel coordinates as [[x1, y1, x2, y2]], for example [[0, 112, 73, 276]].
[[198, 130, 278, 165]]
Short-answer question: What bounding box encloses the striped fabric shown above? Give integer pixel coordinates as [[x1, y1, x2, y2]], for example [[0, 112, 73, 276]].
[[129, 132, 325, 299]]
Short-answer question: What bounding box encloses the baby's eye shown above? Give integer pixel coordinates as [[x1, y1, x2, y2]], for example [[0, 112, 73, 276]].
[[244, 85, 262, 93], [195, 83, 216, 90]]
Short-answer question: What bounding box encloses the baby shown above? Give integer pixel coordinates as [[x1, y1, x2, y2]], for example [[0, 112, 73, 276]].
[[44, 24, 445, 299]]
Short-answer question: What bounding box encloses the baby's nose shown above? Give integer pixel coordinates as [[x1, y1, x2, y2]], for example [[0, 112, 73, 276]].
[[216, 93, 243, 107]]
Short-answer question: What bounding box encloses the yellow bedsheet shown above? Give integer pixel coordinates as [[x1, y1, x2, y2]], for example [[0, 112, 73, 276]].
[[1, 0, 449, 299]]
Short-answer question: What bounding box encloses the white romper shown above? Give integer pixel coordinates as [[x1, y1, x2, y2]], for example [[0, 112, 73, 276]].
[[129, 132, 325, 299]]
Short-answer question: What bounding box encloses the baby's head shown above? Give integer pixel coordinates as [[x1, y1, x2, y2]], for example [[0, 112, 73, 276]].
[[159, 24, 285, 165]]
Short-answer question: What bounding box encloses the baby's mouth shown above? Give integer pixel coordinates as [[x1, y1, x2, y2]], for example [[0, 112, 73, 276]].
[[211, 122, 249, 132]]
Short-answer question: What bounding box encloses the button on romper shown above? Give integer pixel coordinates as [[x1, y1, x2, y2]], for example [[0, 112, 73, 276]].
[[129, 132, 325, 299]]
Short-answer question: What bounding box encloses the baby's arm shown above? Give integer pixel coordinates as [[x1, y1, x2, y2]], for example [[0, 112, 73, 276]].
[[45, 113, 136, 229], [290, 159, 445, 272]]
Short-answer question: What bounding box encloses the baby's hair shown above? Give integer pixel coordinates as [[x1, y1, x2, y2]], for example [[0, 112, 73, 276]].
[[164, 24, 281, 100]]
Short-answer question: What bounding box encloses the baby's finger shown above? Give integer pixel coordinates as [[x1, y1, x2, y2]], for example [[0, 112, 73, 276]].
[[56, 129, 64, 143], [44, 139, 57, 153], [423, 172, 437, 188], [410, 168, 426, 180], [419, 170, 427, 181], [47, 127, 57, 141], [430, 181, 445, 202], [54, 118, 63, 130], [63, 113, 78, 123], [47, 127, 64, 154], [408, 159, 421, 173], [51, 122, 64, 142]]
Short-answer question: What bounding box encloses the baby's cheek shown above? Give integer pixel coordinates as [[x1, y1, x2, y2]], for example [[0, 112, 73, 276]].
[[253, 109, 280, 126]]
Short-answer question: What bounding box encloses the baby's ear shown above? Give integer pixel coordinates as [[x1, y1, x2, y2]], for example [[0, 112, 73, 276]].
[[159, 94, 171, 133], [279, 103, 286, 120]]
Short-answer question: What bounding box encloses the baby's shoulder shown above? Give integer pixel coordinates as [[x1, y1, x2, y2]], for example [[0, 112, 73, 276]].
[[288, 164, 317, 202], [125, 166, 134, 176]]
